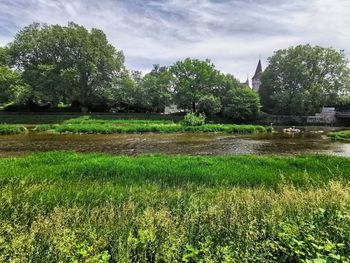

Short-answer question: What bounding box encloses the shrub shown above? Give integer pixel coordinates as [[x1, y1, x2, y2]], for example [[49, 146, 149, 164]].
[[182, 112, 206, 126], [197, 95, 222, 116]]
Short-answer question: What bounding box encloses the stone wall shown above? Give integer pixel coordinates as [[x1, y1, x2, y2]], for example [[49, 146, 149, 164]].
[[307, 107, 336, 124]]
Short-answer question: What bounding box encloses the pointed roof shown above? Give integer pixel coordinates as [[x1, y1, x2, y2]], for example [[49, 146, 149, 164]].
[[252, 59, 262, 80]]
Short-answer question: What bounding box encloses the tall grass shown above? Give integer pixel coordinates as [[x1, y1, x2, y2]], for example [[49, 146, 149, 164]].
[[0, 124, 27, 135], [36, 116, 270, 134], [328, 130, 350, 141], [1, 152, 350, 261]]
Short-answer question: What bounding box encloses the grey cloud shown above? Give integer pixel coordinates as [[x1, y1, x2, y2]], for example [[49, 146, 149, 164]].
[[0, 0, 349, 80]]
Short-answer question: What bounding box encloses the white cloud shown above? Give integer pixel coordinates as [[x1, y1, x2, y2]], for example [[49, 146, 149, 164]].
[[0, 0, 349, 81]]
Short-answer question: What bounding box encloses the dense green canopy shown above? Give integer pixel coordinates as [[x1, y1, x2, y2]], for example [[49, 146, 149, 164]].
[[260, 45, 350, 115], [7, 22, 124, 107]]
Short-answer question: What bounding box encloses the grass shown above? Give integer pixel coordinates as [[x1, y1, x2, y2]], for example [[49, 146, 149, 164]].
[[328, 130, 350, 141], [1, 152, 350, 262], [36, 116, 271, 134], [0, 124, 27, 135]]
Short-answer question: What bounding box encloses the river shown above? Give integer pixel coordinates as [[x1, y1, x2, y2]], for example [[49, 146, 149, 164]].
[[0, 126, 349, 157]]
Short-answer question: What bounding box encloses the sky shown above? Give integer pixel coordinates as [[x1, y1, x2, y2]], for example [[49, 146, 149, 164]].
[[1, 0, 350, 81]]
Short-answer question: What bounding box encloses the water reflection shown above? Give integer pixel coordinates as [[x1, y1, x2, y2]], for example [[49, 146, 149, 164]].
[[0, 126, 349, 157]]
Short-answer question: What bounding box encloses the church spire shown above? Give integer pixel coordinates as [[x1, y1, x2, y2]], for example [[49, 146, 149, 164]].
[[252, 59, 262, 80]]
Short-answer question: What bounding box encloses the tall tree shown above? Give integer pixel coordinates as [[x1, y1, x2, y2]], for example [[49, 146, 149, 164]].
[[107, 70, 145, 112], [142, 65, 173, 112], [222, 86, 260, 121], [170, 58, 223, 112], [8, 22, 124, 108], [221, 74, 261, 120], [260, 45, 350, 115], [0, 65, 28, 104]]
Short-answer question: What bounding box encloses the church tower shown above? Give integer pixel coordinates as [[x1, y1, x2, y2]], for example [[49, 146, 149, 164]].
[[252, 59, 262, 92]]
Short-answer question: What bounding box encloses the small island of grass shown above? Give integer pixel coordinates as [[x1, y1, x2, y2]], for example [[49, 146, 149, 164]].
[[0, 124, 27, 135], [328, 130, 350, 141], [36, 115, 271, 134]]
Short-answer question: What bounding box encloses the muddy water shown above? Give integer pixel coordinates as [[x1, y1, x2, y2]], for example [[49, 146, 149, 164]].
[[0, 126, 349, 157]]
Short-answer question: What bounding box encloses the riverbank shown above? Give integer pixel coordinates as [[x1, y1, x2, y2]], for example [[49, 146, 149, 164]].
[[36, 117, 271, 134], [1, 152, 350, 262]]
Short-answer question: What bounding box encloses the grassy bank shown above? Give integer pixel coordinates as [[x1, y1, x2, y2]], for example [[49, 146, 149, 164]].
[[0, 124, 27, 135], [328, 130, 350, 141], [36, 116, 270, 134], [1, 152, 350, 262]]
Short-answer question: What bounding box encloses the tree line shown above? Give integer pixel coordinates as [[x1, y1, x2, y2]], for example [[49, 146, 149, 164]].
[[1, 22, 350, 119]]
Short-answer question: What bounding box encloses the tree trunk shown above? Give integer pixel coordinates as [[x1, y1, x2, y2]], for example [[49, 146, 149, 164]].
[[192, 101, 196, 112]]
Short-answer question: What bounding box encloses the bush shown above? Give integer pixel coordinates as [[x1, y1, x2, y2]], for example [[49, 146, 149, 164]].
[[197, 95, 222, 116], [182, 112, 206, 126]]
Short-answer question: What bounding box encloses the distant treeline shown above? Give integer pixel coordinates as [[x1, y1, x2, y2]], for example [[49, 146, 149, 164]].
[[1, 22, 350, 119]]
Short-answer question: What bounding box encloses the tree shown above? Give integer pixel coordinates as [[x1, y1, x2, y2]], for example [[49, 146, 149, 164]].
[[0, 66, 28, 104], [197, 95, 221, 116], [170, 58, 223, 112], [107, 70, 145, 112], [260, 45, 350, 115], [8, 22, 124, 108], [222, 86, 260, 121], [0, 47, 9, 66], [142, 65, 173, 112]]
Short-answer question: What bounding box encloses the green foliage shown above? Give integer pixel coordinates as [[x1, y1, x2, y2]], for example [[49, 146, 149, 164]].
[[222, 86, 261, 121], [0, 65, 28, 104], [182, 112, 206, 126], [0, 47, 9, 66], [8, 22, 124, 107], [328, 130, 350, 141], [170, 58, 224, 112], [260, 45, 350, 115], [141, 65, 174, 112], [107, 70, 145, 112], [197, 95, 222, 116], [0, 152, 350, 261], [0, 124, 26, 134]]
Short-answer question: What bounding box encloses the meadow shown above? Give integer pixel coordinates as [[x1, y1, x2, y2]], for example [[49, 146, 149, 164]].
[[1, 151, 350, 262], [35, 116, 270, 134]]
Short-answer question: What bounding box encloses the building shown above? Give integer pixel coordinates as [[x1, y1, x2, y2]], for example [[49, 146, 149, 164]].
[[241, 76, 250, 88], [252, 59, 262, 92]]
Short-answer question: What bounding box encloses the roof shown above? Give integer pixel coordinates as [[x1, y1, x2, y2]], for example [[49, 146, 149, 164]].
[[252, 59, 262, 80]]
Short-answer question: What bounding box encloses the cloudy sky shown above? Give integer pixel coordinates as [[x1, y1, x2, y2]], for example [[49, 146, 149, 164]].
[[1, 0, 350, 81]]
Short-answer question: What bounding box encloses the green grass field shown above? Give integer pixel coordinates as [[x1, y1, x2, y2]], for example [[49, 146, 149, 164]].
[[0, 124, 27, 135], [1, 152, 350, 262], [35, 116, 270, 134]]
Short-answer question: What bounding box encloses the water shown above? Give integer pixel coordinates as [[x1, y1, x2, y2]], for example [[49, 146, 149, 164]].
[[0, 126, 349, 157]]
